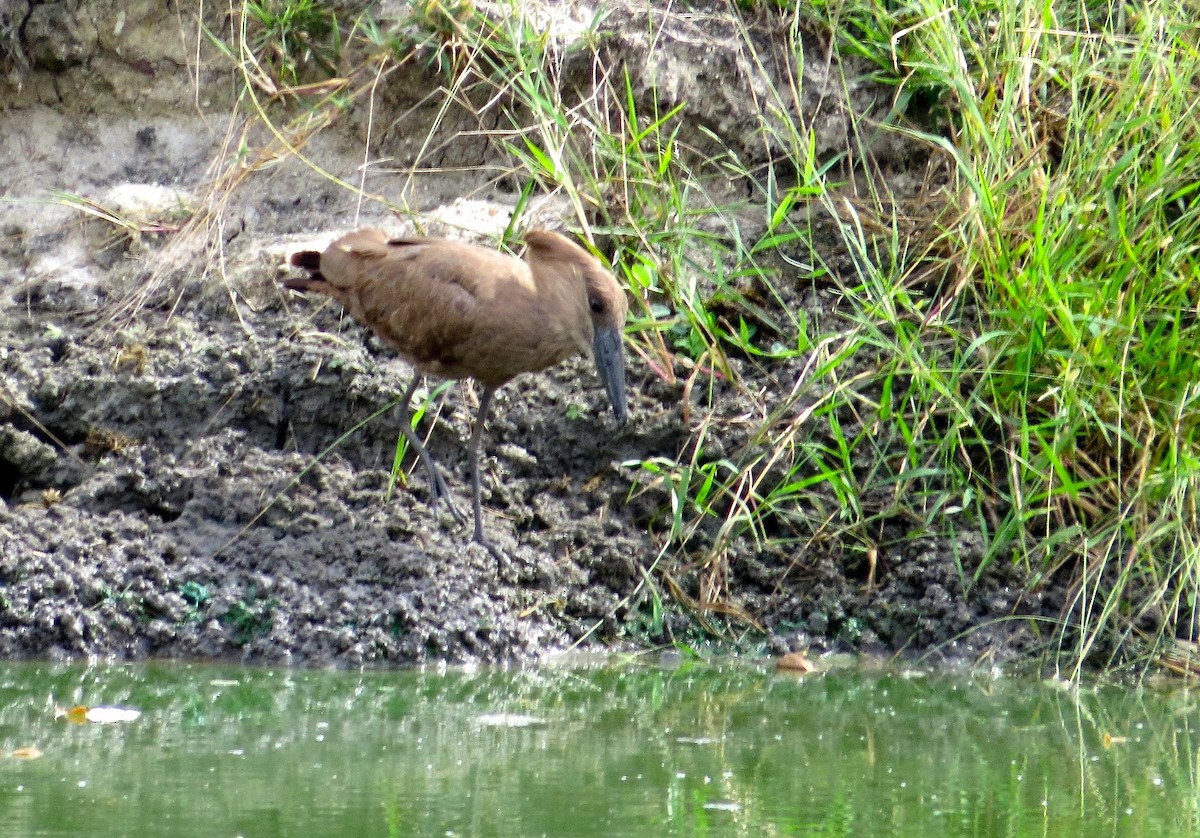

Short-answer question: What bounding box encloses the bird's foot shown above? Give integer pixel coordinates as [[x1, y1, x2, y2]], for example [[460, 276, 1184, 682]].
[[471, 530, 507, 565], [427, 468, 466, 526]]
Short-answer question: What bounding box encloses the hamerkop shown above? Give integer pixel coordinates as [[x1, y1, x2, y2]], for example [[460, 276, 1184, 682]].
[[283, 228, 628, 551]]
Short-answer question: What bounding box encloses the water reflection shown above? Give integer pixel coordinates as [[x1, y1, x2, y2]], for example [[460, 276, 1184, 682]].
[[0, 660, 1196, 836]]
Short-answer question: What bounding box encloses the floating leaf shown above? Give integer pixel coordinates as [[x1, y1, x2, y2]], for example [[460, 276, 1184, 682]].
[[54, 705, 88, 723], [475, 714, 544, 728], [55, 705, 141, 724], [775, 652, 815, 674], [1102, 732, 1128, 749], [703, 800, 741, 812]]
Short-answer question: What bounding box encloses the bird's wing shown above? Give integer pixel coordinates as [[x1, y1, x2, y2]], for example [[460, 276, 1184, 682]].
[[338, 238, 535, 378], [383, 237, 537, 301]]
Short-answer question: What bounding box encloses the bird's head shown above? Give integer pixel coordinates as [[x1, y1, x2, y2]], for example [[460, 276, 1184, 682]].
[[525, 230, 629, 425]]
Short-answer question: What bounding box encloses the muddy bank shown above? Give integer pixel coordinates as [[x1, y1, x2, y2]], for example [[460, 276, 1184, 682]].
[[0, 0, 1056, 667]]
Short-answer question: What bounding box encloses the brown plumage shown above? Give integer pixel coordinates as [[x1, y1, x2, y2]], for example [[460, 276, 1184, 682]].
[[282, 228, 628, 552]]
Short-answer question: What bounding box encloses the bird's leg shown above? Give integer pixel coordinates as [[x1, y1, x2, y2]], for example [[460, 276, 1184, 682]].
[[467, 386, 504, 559], [396, 374, 465, 525]]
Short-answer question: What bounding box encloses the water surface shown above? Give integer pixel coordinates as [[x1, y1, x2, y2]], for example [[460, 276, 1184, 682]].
[[0, 659, 1195, 836]]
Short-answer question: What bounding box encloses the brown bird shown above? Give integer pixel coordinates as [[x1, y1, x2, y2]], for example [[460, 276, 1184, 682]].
[[282, 228, 628, 552]]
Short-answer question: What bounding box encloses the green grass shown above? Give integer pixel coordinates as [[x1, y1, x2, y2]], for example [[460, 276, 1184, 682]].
[[189, 0, 1200, 676], [221, 592, 279, 643], [795, 0, 1200, 675], [244, 0, 341, 87]]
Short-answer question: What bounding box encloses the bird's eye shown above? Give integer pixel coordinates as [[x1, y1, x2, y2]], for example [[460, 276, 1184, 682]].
[[589, 297, 605, 313]]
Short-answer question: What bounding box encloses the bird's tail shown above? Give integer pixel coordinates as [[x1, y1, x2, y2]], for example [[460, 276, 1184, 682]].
[[283, 250, 325, 292], [290, 250, 322, 272], [281, 276, 320, 292]]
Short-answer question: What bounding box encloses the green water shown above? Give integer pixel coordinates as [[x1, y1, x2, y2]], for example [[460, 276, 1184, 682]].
[[0, 659, 1195, 837]]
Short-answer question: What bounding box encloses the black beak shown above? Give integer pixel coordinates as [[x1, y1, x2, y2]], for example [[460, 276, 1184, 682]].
[[593, 324, 628, 425]]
